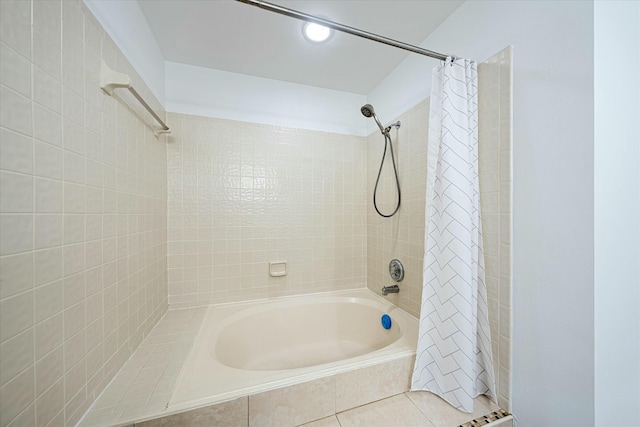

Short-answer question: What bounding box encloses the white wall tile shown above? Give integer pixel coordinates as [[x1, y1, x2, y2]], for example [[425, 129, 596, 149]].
[[63, 150, 86, 184], [0, 290, 33, 342], [33, 67, 62, 115], [0, 128, 33, 174], [0, 171, 33, 213], [64, 300, 85, 340], [34, 314, 63, 361], [33, 247, 62, 287], [0, 1, 31, 60], [0, 252, 33, 298], [33, 104, 63, 147], [64, 328, 87, 370], [0, 328, 33, 387], [63, 214, 85, 244], [35, 343, 63, 394], [62, 54, 84, 96], [33, 0, 61, 49], [34, 178, 63, 213], [63, 117, 85, 155], [0, 366, 34, 426], [85, 214, 102, 241], [63, 182, 86, 213], [85, 189, 102, 215], [3, 0, 31, 20], [8, 404, 36, 427], [84, 44, 101, 84], [86, 159, 103, 187], [35, 378, 64, 427], [63, 242, 85, 276], [34, 141, 63, 179], [62, 85, 84, 125], [34, 279, 63, 323], [33, 30, 62, 82], [85, 100, 102, 135], [0, 43, 31, 97], [0, 86, 32, 136], [62, 2, 84, 57], [0, 214, 33, 255], [34, 214, 62, 250], [63, 272, 85, 308]]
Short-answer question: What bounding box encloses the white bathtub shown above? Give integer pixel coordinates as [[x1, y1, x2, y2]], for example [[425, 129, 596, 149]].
[[169, 288, 418, 411]]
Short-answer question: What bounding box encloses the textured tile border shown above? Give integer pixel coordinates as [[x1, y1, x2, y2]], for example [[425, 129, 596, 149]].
[[459, 408, 511, 427]]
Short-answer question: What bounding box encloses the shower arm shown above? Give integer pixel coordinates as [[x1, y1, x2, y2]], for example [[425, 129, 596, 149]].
[[235, 0, 455, 62]]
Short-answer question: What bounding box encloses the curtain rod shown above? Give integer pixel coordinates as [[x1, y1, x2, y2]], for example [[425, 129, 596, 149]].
[[234, 0, 454, 62]]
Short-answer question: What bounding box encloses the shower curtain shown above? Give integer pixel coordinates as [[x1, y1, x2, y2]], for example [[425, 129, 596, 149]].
[[411, 58, 496, 412]]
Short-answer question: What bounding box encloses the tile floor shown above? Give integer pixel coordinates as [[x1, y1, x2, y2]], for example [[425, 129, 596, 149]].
[[302, 393, 502, 427]]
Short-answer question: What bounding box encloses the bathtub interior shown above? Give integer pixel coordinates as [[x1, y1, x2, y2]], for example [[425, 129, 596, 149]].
[[215, 300, 403, 370], [168, 288, 418, 412]]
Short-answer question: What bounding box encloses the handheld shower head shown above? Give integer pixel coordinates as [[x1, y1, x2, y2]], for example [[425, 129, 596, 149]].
[[361, 104, 386, 135], [363, 104, 402, 218], [360, 104, 374, 118]]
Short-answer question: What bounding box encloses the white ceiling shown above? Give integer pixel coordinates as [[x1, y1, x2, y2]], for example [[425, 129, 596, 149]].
[[137, 0, 464, 95]]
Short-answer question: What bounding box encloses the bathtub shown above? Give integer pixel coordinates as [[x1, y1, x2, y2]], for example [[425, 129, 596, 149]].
[[169, 288, 418, 412]]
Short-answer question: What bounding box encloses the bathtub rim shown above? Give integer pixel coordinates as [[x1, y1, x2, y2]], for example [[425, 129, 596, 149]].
[[167, 287, 418, 415]]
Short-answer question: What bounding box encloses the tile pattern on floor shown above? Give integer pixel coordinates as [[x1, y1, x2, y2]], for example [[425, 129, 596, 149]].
[[78, 307, 206, 426], [407, 392, 498, 426], [337, 394, 434, 427], [302, 393, 507, 427]]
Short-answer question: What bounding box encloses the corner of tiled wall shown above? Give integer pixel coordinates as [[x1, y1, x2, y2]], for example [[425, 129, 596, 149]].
[[478, 45, 513, 412], [0, 1, 168, 425]]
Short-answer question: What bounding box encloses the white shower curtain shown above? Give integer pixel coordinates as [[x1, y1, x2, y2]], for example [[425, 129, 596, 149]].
[[411, 58, 496, 412]]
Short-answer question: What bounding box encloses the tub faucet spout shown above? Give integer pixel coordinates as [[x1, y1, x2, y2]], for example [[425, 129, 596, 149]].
[[381, 285, 399, 296]]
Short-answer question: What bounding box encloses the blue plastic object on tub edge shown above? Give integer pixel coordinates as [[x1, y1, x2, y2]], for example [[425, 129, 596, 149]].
[[381, 314, 392, 330]]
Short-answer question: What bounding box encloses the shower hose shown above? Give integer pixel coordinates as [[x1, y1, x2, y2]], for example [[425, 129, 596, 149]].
[[373, 131, 401, 217]]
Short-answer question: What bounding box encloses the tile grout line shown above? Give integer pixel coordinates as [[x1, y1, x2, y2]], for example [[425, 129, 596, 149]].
[[29, 0, 37, 425], [403, 392, 436, 427]]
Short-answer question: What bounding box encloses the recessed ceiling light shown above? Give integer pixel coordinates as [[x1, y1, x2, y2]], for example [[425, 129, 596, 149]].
[[302, 21, 333, 43]]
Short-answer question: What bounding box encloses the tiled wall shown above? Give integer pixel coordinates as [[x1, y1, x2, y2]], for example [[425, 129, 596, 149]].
[[366, 47, 513, 410], [166, 113, 366, 308], [478, 46, 513, 411], [365, 100, 429, 318], [0, 1, 168, 426]]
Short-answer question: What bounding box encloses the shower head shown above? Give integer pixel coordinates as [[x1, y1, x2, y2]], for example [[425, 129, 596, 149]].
[[360, 104, 374, 118], [361, 104, 386, 135]]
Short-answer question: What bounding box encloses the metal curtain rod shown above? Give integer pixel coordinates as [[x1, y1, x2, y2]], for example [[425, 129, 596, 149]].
[[235, 0, 453, 61]]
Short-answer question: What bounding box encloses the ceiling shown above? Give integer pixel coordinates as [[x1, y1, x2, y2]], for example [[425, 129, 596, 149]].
[[137, 0, 464, 95]]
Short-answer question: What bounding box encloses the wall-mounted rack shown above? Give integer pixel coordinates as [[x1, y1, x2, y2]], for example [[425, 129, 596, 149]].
[[99, 60, 171, 138]]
